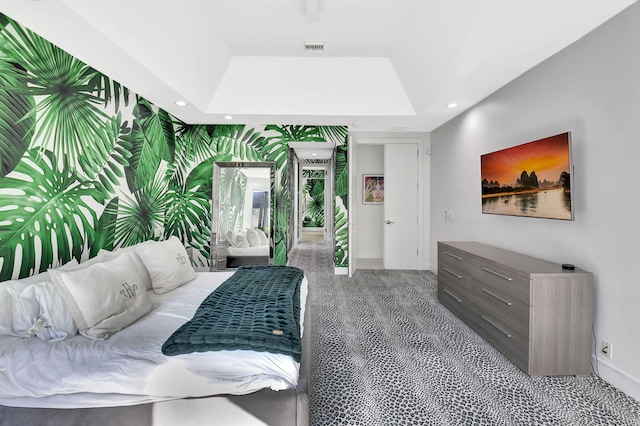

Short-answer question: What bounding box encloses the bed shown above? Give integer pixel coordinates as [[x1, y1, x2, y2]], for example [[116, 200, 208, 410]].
[[222, 228, 271, 268], [0, 237, 310, 425]]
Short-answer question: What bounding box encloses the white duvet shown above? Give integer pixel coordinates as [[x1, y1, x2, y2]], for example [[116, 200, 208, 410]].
[[0, 271, 308, 408]]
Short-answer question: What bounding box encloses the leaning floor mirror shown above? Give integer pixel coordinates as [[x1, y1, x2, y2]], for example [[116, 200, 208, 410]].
[[211, 161, 274, 271]]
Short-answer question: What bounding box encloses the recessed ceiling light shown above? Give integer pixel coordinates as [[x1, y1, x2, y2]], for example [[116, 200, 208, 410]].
[[175, 100, 187, 106], [224, 115, 233, 120], [311, 153, 317, 156], [447, 103, 458, 108]]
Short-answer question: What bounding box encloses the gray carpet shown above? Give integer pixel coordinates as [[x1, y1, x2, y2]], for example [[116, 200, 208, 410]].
[[286, 241, 640, 426]]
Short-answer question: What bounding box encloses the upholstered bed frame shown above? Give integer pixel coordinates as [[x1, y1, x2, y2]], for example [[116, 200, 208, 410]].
[[226, 281, 310, 425]]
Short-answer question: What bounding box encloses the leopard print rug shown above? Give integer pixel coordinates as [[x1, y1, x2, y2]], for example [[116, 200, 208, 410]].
[[287, 242, 640, 426]]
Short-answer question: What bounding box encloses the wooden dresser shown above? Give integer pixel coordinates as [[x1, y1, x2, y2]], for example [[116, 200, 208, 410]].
[[437, 241, 593, 376]]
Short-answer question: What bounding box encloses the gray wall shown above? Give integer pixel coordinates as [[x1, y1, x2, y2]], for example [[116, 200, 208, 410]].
[[430, 3, 640, 400]]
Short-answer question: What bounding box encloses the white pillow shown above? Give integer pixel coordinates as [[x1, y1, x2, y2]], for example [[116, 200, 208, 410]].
[[245, 228, 261, 247], [255, 228, 269, 246], [134, 236, 196, 294], [225, 231, 249, 248], [0, 259, 79, 337], [0, 281, 37, 337], [49, 251, 153, 340], [21, 281, 78, 342], [98, 242, 153, 291]]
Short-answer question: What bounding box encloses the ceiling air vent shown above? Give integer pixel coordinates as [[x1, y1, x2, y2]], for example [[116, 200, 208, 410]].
[[304, 41, 324, 53]]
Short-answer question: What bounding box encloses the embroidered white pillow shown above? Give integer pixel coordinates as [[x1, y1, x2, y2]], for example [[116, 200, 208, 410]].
[[49, 251, 153, 339], [98, 241, 153, 290], [134, 236, 196, 294], [245, 228, 261, 247]]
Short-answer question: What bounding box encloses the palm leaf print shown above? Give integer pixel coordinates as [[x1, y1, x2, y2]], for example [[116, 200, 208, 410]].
[[0, 59, 34, 178], [0, 149, 97, 280], [334, 144, 349, 204], [164, 158, 214, 257], [317, 126, 349, 145], [334, 198, 349, 267], [113, 171, 169, 248], [90, 196, 120, 257], [214, 125, 264, 161], [0, 18, 116, 177]]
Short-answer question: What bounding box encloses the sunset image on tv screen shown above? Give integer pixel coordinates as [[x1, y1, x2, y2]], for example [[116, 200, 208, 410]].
[[481, 132, 573, 220]]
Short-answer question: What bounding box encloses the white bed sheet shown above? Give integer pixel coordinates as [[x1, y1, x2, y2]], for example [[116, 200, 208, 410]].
[[226, 245, 269, 257], [0, 271, 308, 408]]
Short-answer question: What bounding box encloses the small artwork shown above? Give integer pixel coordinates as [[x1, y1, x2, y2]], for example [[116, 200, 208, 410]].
[[363, 175, 384, 204]]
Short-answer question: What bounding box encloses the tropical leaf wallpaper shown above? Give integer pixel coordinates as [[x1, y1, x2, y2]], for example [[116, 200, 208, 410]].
[[0, 13, 348, 280], [302, 169, 325, 228]]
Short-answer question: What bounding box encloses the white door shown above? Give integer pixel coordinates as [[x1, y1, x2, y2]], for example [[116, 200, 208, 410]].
[[383, 143, 419, 269]]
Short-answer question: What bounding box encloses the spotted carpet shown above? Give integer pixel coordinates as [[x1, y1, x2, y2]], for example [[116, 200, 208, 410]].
[[286, 241, 640, 426]]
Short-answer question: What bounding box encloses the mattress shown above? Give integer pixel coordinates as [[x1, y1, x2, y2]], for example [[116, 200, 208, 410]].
[[227, 246, 269, 257], [0, 271, 308, 408]]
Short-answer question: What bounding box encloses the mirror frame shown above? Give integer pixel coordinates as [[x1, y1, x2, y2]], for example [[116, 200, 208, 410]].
[[211, 161, 275, 271]]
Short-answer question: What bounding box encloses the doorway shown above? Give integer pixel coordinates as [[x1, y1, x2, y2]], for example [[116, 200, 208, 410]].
[[300, 166, 327, 242]]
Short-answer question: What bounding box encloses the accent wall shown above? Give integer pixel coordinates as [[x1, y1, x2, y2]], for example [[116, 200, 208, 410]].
[[0, 13, 348, 281]]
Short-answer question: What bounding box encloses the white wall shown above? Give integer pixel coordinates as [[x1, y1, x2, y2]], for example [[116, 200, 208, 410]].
[[351, 134, 431, 266], [430, 3, 640, 401], [354, 144, 385, 259]]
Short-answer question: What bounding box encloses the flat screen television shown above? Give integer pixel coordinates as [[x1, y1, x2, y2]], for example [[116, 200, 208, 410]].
[[481, 132, 574, 220]]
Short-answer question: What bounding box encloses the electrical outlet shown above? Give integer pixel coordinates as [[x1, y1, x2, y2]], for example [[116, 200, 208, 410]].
[[445, 210, 454, 221], [601, 340, 613, 359]]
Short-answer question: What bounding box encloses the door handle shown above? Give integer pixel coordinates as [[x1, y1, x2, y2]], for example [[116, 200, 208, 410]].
[[385, 220, 395, 224]]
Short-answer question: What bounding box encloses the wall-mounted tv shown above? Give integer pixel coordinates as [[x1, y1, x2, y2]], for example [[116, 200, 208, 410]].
[[481, 132, 573, 220]]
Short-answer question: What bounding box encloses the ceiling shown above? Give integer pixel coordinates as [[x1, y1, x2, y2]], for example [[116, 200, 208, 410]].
[[1, 0, 636, 133]]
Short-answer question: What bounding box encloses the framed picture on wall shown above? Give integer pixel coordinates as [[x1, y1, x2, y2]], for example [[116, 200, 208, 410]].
[[363, 175, 384, 204]]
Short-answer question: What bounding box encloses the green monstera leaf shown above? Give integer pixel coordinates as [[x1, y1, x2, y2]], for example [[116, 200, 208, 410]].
[[0, 149, 97, 280]]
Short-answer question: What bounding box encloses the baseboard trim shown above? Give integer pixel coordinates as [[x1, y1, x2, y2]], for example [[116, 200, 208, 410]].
[[592, 356, 640, 403], [334, 267, 348, 275]]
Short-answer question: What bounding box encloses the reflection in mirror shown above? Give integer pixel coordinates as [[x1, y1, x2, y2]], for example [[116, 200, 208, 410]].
[[211, 162, 274, 271]]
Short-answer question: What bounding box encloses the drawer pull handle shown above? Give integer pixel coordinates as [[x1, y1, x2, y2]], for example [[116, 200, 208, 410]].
[[443, 251, 462, 260], [442, 288, 462, 303], [481, 288, 513, 306], [481, 315, 512, 338], [481, 267, 513, 281], [443, 267, 462, 279]]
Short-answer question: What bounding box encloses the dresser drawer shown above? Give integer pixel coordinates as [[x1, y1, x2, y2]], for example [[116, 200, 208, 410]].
[[438, 261, 474, 295], [439, 245, 472, 274], [468, 284, 530, 339], [472, 309, 529, 372], [470, 259, 530, 305], [438, 282, 476, 326]]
